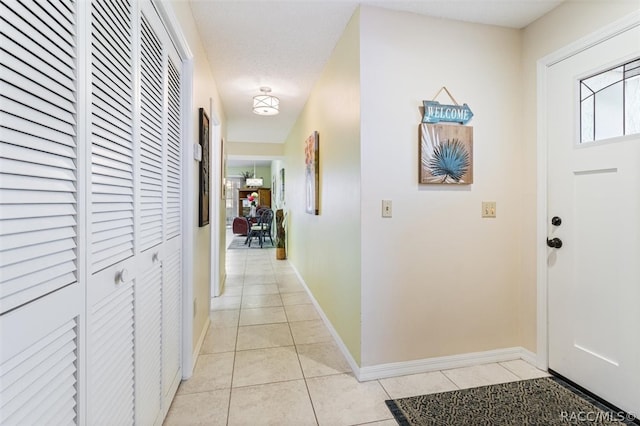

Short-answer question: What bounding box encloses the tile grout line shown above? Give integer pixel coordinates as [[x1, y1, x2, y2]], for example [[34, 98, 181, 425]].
[[224, 242, 247, 426], [282, 275, 321, 426]]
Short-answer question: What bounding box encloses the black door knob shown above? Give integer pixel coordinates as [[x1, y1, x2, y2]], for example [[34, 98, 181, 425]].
[[551, 216, 562, 226], [547, 238, 563, 249]]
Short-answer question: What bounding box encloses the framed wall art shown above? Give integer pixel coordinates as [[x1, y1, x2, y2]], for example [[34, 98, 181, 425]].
[[198, 108, 210, 226], [419, 123, 473, 184], [304, 131, 319, 215]]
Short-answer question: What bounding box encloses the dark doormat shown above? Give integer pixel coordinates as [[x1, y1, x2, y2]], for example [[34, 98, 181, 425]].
[[386, 376, 637, 425]]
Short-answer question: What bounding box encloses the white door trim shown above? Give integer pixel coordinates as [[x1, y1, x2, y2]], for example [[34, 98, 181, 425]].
[[209, 100, 222, 298], [535, 10, 640, 371]]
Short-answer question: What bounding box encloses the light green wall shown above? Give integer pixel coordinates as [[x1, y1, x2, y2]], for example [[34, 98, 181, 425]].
[[226, 166, 272, 187], [283, 10, 362, 364]]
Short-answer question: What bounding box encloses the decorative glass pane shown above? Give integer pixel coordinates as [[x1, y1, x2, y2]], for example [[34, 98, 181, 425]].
[[594, 81, 623, 141], [625, 75, 640, 135], [581, 82, 594, 102], [581, 97, 594, 143], [582, 66, 622, 93], [579, 57, 640, 143]]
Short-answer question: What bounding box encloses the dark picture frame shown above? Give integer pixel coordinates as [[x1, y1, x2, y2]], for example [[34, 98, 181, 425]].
[[199, 108, 210, 226]]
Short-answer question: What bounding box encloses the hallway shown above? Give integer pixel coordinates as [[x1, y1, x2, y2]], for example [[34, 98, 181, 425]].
[[163, 233, 549, 425]]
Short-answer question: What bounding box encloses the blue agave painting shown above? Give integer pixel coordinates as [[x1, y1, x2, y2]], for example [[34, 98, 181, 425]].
[[428, 138, 470, 183], [420, 124, 473, 184]]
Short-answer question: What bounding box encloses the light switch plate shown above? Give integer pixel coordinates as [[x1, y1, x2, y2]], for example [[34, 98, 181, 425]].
[[482, 201, 496, 218], [194, 144, 202, 161], [382, 200, 392, 218]]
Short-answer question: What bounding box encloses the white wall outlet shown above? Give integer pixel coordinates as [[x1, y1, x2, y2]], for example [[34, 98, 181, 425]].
[[382, 200, 392, 218], [194, 143, 202, 161], [482, 201, 496, 218]]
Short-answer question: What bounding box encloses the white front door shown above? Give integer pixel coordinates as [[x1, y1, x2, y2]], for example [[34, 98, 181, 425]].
[[547, 24, 640, 415]]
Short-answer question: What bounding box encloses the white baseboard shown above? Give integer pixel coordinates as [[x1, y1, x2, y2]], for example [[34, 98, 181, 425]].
[[190, 317, 210, 375], [358, 347, 538, 381], [289, 265, 540, 383]]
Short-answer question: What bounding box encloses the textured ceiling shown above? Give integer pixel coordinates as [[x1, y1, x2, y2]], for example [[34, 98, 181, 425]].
[[189, 0, 564, 147]]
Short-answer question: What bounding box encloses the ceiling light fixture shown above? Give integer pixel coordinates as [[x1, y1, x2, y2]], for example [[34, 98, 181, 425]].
[[253, 86, 279, 116]]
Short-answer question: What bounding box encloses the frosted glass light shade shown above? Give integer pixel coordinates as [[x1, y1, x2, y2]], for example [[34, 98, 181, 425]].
[[253, 94, 279, 115]]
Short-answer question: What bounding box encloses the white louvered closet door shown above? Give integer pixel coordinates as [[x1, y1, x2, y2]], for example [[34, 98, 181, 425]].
[[136, 3, 183, 423], [0, 0, 81, 424], [162, 51, 183, 411], [87, 0, 184, 423], [86, 0, 137, 424]]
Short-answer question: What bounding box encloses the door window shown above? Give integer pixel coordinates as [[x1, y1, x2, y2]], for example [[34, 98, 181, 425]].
[[580, 57, 640, 143]]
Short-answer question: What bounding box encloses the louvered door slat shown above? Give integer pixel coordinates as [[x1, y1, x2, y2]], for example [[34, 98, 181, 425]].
[[92, 138, 133, 164], [2, 84, 75, 123], [0, 37, 74, 95], [2, 266, 75, 310], [139, 14, 164, 252], [0, 215, 76, 234], [1, 250, 75, 283], [2, 96, 75, 136], [33, 0, 75, 33], [46, 0, 74, 18], [0, 0, 77, 314], [2, 238, 76, 267], [4, 350, 76, 420], [135, 263, 162, 425], [91, 22, 130, 74], [1, 285, 79, 426], [0, 1, 75, 60], [2, 61, 75, 108], [0, 113, 75, 148], [166, 58, 182, 239], [92, 96, 134, 131], [1, 157, 75, 181], [92, 158, 133, 177], [90, 0, 134, 273], [91, 218, 132, 234], [162, 249, 181, 397], [1, 204, 75, 220], [92, 110, 133, 144], [0, 188, 75, 205], [0, 11, 75, 81], [1, 142, 75, 170], [0, 173, 76, 193], [89, 281, 134, 425], [0, 227, 75, 251]]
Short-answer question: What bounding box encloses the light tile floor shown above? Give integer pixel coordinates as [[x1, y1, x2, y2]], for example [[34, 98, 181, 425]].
[[164, 232, 549, 426]]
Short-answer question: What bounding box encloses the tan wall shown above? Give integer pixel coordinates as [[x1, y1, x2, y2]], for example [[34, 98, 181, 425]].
[[284, 10, 362, 364], [170, 1, 227, 354], [359, 6, 523, 366], [518, 0, 639, 353]]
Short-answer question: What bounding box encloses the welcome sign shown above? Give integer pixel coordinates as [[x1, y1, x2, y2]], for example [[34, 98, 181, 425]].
[[422, 100, 473, 125]]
